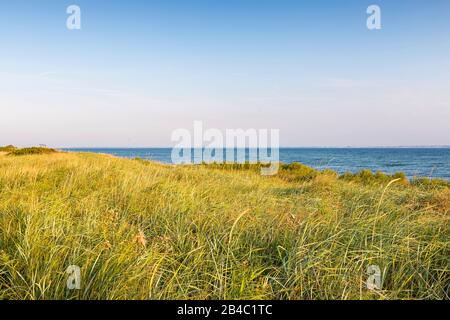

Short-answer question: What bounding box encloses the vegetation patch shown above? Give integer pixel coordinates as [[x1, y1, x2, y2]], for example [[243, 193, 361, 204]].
[[0, 145, 16, 153], [339, 169, 409, 185], [0, 152, 448, 299], [8, 147, 58, 156]]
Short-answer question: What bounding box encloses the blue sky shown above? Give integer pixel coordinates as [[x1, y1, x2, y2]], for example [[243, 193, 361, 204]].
[[0, 0, 449, 147]]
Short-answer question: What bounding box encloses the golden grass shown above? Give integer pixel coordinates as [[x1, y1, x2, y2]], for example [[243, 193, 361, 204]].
[[0, 152, 448, 300]]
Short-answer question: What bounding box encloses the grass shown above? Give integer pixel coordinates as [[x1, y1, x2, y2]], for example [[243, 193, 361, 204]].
[[0, 152, 448, 300]]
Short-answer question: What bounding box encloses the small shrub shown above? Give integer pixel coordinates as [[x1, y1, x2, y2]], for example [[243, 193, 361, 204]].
[[279, 162, 318, 182], [358, 169, 374, 182], [0, 145, 16, 152], [340, 169, 408, 185], [411, 177, 450, 188], [8, 147, 58, 156]]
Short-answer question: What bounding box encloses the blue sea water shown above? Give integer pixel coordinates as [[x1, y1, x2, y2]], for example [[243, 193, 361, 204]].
[[64, 148, 450, 180]]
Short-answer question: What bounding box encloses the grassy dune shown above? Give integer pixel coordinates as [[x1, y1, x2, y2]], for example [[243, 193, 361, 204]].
[[0, 152, 448, 299]]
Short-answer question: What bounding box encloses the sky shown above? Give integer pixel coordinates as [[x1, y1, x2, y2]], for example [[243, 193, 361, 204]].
[[0, 0, 449, 147]]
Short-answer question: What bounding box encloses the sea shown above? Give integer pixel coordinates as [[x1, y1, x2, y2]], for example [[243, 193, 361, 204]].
[[63, 148, 450, 180]]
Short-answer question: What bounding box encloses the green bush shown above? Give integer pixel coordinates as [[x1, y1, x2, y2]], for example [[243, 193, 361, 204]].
[[0, 145, 16, 152], [8, 147, 58, 156], [411, 177, 450, 188], [279, 162, 318, 181], [340, 169, 408, 185]]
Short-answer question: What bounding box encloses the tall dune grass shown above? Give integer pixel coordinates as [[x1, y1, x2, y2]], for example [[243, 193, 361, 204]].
[[0, 152, 448, 299]]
